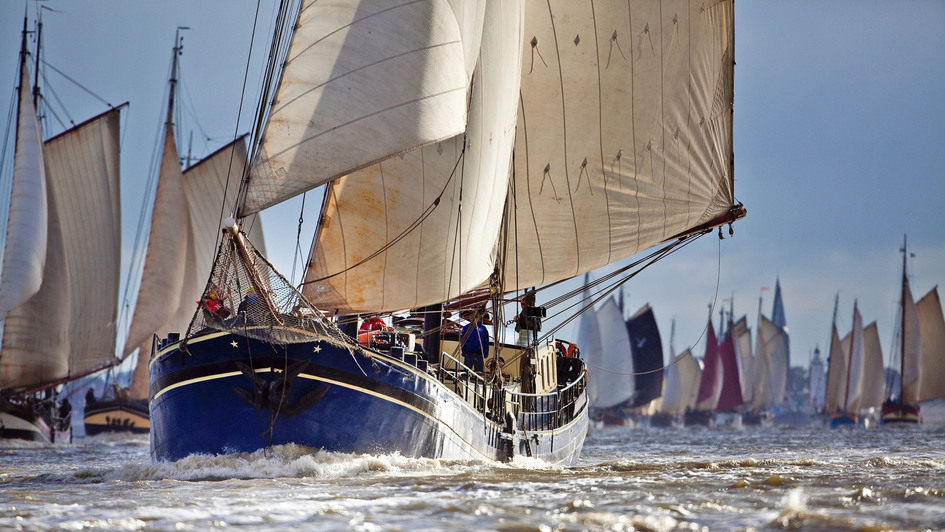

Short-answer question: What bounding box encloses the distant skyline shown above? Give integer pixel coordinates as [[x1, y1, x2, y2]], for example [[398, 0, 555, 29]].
[[1, 1, 943, 376]]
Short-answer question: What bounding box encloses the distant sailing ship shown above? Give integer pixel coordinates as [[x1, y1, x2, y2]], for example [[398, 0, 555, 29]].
[[880, 236, 945, 424], [1, 15, 124, 442], [824, 297, 885, 428]]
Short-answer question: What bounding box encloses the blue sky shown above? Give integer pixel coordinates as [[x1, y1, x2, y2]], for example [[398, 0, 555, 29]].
[[2, 1, 943, 375]]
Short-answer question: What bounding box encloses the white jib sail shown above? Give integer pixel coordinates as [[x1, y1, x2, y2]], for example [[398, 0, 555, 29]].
[[591, 297, 635, 408], [242, 0, 470, 216], [0, 62, 47, 320]]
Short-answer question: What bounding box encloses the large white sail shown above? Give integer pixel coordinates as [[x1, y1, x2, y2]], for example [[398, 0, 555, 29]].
[[502, 0, 736, 291], [575, 285, 603, 407], [0, 62, 47, 320], [1, 109, 122, 389], [303, 0, 521, 314], [899, 278, 923, 403], [859, 321, 885, 411], [241, 0, 470, 216], [590, 297, 635, 408], [916, 287, 945, 402]]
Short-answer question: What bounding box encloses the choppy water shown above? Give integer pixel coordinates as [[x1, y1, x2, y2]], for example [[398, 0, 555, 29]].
[[2, 420, 944, 531]]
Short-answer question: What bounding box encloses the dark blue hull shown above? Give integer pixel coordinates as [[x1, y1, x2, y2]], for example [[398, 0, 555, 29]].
[[150, 328, 588, 464]]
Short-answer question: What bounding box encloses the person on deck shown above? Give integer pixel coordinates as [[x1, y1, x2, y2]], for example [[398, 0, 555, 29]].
[[461, 310, 489, 373], [359, 317, 390, 332]]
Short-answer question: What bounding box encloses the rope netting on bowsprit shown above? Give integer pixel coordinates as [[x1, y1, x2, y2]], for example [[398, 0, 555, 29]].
[[186, 232, 354, 349]]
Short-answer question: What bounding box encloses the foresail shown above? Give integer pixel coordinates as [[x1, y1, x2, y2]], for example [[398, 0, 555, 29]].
[[575, 283, 604, 407], [303, 0, 522, 314], [823, 326, 847, 412], [592, 297, 635, 408], [124, 138, 260, 399], [123, 125, 190, 359], [0, 109, 122, 390], [241, 0, 470, 216], [0, 63, 47, 320], [860, 321, 885, 410], [502, 0, 736, 290], [916, 287, 945, 402], [844, 306, 865, 412]]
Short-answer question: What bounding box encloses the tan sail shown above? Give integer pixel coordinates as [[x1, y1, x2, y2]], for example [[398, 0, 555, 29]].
[[915, 287, 945, 402], [843, 305, 865, 412], [124, 138, 262, 399], [823, 326, 847, 412], [660, 349, 700, 416], [859, 321, 886, 410], [503, 0, 736, 291], [899, 277, 923, 403], [0, 61, 46, 320], [302, 0, 522, 314], [1, 109, 122, 390], [123, 125, 191, 362], [732, 316, 753, 404], [241, 0, 470, 216]]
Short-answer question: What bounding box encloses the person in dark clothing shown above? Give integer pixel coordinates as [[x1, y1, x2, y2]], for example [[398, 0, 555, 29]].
[[460, 310, 489, 373]]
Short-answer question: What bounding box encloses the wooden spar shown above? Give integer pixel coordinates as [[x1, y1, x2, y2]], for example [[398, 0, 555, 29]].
[[223, 217, 282, 323]]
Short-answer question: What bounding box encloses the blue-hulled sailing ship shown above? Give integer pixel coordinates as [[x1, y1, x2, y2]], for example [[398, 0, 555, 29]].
[[148, 0, 742, 463]]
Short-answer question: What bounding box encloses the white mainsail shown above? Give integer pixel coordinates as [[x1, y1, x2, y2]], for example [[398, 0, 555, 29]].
[[1, 108, 122, 390], [915, 287, 945, 402], [503, 1, 736, 291], [0, 61, 47, 320], [859, 321, 886, 411], [575, 284, 603, 407], [590, 297, 635, 408], [241, 0, 470, 216], [303, 0, 522, 314]]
